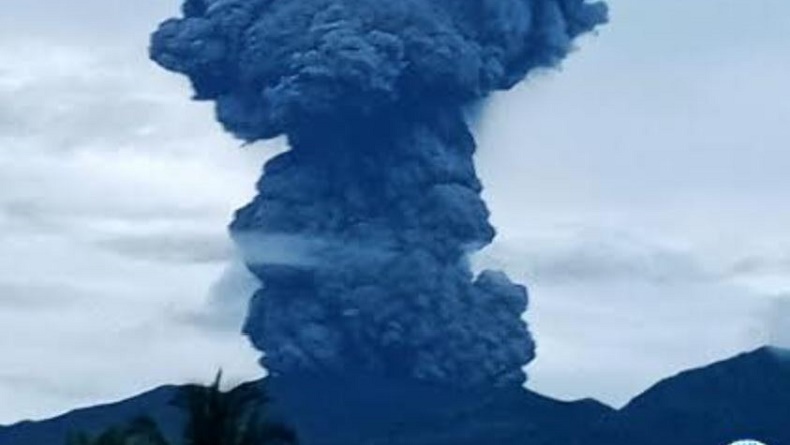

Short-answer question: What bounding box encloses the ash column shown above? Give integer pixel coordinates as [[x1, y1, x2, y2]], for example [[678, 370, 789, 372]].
[[150, 0, 607, 441], [230, 107, 534, 389]]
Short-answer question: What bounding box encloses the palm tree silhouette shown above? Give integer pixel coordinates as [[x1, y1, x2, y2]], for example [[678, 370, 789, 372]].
[[66, 372, 298, 445], [173, 371, 298, 445]]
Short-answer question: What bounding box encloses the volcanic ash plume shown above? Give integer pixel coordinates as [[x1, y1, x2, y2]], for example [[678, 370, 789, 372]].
[[151, 0, 607, 389]]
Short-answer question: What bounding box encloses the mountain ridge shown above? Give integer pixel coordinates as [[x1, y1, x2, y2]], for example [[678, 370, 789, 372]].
[[1, 346, 787, 445], [586, 345, 790, 445]]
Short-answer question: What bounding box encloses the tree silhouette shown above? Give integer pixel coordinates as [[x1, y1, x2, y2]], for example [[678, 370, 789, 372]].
[[65, 373, 297, 445], [174, 372, 298, 445]]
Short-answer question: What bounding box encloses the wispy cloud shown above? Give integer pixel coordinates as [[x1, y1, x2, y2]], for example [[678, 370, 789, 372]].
[[478, 228, 712, 285], [0, 282, 87, 311], [766, 297, 790, 347], [94, 233, 234, 264]]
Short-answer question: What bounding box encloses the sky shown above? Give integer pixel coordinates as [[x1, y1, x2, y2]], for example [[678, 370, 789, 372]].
[[1, 0, 789, 424]]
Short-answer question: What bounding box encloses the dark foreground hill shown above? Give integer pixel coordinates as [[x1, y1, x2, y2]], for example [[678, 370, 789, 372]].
[[1, 346, 787, 445], [0, 380, 612, 445], [586, 346, 790, 445], [0, 385, 183, 445]]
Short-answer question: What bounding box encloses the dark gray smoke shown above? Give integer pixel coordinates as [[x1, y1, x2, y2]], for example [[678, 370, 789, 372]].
[[151, 0, 607, 389]]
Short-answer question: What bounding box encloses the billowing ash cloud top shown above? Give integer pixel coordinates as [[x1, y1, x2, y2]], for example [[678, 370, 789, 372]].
[[151, 0, 607, 140], [151, 0, 606, 390]]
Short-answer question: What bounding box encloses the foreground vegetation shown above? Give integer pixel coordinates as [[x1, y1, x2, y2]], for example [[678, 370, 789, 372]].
[[66, 374, 298, 445]]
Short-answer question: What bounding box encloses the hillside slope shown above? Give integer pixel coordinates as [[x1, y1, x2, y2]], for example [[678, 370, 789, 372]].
[[0, 385, 182, 445], [588, 346, 790, 445], [1, 347, 787, 445]]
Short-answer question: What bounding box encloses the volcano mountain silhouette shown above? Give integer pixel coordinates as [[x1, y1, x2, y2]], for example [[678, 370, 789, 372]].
[[1, 346, 787, 445]]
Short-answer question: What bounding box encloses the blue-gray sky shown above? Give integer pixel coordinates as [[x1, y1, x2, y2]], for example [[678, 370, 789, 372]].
[[0, 0, 788, 423]]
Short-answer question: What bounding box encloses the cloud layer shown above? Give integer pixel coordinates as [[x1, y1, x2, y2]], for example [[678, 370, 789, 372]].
[[0, 38, 268, 422]]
